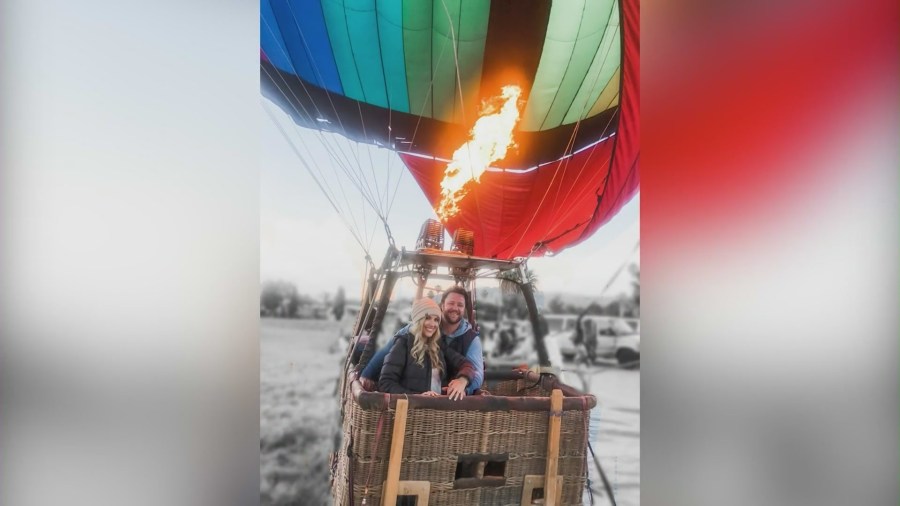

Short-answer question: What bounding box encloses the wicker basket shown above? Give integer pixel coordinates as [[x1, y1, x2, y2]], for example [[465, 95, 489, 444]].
[[332, 370, 596, 506]]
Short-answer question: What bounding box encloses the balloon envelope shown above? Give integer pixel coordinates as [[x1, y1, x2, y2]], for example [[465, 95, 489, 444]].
[[261, 0, 639, 258]]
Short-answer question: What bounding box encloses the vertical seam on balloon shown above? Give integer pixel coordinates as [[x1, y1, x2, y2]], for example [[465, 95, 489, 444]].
[[559, 1, 618, 128], [542, 107, 620, 240], [261, 0, 291, 73], [584, 24, 622, 119], [536, 0, 591, 132], [376, 1, 395, 219], [500, 35, 619, 259], [278, 1, 359, 152], [547, 0, 625, 249], [299, 0, 382, 224], [441, 0, 464, 125], [598, 0, 627, 201], [572, 154, 638, 252], [544, 150, 617, 250], [373, 0, 418, 237], [340, 0, 367, 104], [406, 3, 447, 161], [539, 3, 620, 246], [577, 0, 630, 244], [427, 1, 441, 120], [368, 0, 388, 221], [597, 156, 638, 230], [537, 100, 611, 251], [338, 3, 383, 246]]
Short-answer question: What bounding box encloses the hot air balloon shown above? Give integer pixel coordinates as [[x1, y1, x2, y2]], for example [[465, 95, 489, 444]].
[[261, 3, 638, 504], [261, 0, 638, 259]]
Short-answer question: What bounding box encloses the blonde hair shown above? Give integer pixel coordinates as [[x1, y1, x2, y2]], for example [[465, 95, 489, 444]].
[[409, 316, 443, 375]]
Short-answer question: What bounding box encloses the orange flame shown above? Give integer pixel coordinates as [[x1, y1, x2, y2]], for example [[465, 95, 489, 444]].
[[436, 85, 522, 220]]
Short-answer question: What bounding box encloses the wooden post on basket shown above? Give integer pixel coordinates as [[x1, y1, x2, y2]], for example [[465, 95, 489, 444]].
[[382, 398, 409, 506], [543, 389, 563, 506]]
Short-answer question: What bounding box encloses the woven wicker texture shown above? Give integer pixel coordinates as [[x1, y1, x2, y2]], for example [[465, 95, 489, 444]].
[[332, 377, 592, 505]]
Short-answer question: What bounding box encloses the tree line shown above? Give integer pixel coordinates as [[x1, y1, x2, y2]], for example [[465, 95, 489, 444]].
[[260, 281, 346, 320], [260, 262, 638, 321]]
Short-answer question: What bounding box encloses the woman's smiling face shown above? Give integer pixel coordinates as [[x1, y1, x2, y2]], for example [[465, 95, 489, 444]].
[[422, 313, 440, 338]]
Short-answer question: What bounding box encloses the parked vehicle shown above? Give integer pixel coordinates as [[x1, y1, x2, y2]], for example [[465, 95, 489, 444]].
[[545, 314, 640, 366]]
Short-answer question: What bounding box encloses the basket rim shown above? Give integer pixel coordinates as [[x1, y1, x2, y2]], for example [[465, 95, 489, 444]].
[[350, 370, 597, 412]]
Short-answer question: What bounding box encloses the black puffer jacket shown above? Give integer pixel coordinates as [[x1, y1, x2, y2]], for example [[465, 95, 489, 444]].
[[378, 333, 475, 394]]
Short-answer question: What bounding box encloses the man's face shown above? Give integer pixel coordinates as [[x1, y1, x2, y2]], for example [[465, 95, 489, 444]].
[[441, 293, 466, 326]]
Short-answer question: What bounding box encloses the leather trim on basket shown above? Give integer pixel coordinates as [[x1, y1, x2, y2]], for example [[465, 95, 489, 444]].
[[350, 371, 597, 411]]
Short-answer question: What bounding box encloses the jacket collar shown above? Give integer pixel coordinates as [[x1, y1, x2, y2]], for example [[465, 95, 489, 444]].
[[444, 318, 471, 339]]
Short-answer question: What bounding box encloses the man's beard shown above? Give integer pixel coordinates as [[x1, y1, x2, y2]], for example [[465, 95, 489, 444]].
[[443, 311, 461, 324]]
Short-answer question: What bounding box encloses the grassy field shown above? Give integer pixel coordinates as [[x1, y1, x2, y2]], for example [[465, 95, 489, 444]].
[[260, 318, 345, 506]]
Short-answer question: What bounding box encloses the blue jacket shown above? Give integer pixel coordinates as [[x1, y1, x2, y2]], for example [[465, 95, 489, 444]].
[[361, 320, 484, 394]]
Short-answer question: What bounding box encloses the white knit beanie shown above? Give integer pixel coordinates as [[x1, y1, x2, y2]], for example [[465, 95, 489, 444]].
[[410, 297, 441, 324]]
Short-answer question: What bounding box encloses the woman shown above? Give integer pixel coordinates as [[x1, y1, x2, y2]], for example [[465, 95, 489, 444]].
[[378, 297, 475, 400]]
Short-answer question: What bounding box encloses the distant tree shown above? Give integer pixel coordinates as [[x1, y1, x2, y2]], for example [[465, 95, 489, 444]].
[[476, 301, 500, 321], [603, 300, 622, 317], [500, 293, 530, 319], [284, 286, 300, 317], [260, 284, 281, 314], [584, 302, 604, 316], [548, 295, 566, 314], [260, 280, 300, 317], [629, 263, 640, 316], [332, 287, 346, 321], [564, 303, 582, 314]]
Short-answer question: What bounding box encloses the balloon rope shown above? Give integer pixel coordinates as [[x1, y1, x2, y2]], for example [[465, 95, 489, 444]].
[[261, 16, 364, 177], [259, 63, 390, 250], [440, 0, 467, 126], [276, 5, 372, 182], [598, 241, 639, 300], [258, 46, 382, 223], [281, 0, 398, 246], [260, 66, 381, 248], [258, 70, 367, 236], [262, 13, 392, 241], [262, 101, 371, 257]]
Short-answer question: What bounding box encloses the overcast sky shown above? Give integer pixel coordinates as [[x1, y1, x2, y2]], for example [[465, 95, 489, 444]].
[[261, 101, 639, 301]]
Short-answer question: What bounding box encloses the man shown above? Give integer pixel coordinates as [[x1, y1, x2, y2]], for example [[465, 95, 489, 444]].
[[359, 286, 484, 395]]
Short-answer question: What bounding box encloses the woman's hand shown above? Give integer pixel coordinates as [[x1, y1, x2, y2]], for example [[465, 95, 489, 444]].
[[421, 390, 439, 397], [358, 377, 376, 392], [447, 377, 469, 401]]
